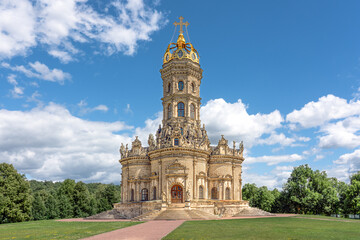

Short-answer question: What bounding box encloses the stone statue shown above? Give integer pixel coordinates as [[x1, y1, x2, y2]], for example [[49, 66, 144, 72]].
[[120, 143, 125, 158], [186, 190, 191, 201], [239, 141, 244, 154], [162, 191, 167, 203], [148, 134, 156, 150]]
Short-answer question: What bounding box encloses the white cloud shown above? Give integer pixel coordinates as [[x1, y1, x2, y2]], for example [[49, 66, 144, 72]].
[[318, 116, 360, 149], [243, 165, 294, 189], [7, 74, 24, 98], [134, 111, 162, 144], [2, 61, 71, 84], [48, 49, 74, 63], [246, 154, 303, 166], [257, 132, 295, 146], [0, 103, 133, 183], [0, 0, 36, 58], [201, 98, 283, 147], [93, 105, 109, 112], [286, 94, 360, 129], [0, 0, 165, 60], [77, 100, 109, 115], [327, 149, 360, 182]]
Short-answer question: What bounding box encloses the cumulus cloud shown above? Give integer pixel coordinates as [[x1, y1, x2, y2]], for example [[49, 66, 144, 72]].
[[0, 103, 133, 183], [134, 111, 162, 144], [0, 0, 165, 60], [286, 94, 360, 129], [201, 98, 283, 147], [246, 154, 303, 166], [0, 0, 36, 58], [327, 149, 360, 182], [243, 165, 294, 189], [2, 61, 71, 84], [318, 116, 360, 149]]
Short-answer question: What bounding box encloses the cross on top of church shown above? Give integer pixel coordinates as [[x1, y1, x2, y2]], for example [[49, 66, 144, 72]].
[[174, 16, 189, 35]]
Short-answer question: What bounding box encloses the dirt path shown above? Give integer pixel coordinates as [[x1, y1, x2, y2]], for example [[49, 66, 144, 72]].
[[80, 220, 185, 240]]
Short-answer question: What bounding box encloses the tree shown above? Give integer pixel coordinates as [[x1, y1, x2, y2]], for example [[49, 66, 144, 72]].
[[0, 163, 32, 223], [57, 179, 75, 218], [254, 186, 275, 212], [282, 164, 338, 215], [344, 172, 360, 215], [73, 181, 92, 217], [32, 191, 47, 220], [242, 183, 258, 207]]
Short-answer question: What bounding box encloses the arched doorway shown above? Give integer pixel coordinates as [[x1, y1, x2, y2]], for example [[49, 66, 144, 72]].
[[171, 185, 183, 203]]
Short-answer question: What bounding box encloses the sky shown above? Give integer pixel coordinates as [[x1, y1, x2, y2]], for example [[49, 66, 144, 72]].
[[1, 0, 360, 189]]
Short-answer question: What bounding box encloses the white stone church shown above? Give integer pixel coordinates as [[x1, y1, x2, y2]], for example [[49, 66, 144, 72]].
[[111, 17, 256, 220]]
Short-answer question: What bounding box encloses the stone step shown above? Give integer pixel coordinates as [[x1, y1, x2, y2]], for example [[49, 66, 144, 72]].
[[132, 210, 162, 221], [86, 209, 127, 219], [153, 209, 219, 220]]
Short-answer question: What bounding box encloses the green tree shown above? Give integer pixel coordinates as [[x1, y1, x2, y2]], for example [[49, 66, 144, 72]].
[[0, 163, 32, 223], [344, 172, 360, 215], [73, 181, 92, 217], [45, 191, 59, 219], [57, 179, 75, 218], [32, 191, 47, 220], [242, 183, 258, 207], [282, 164, 338, 215], [253, 186, 275, 212]]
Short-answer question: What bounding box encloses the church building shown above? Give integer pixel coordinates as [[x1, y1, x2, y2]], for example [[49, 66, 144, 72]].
[[115, 17, 249, 219]]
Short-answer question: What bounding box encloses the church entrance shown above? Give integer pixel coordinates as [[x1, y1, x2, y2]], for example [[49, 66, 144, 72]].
[[171, 185, 183, 203]]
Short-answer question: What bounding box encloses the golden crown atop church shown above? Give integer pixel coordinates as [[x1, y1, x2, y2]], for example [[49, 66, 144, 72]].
[[163, 16, 199, 64], [114, 17, 250, 220]]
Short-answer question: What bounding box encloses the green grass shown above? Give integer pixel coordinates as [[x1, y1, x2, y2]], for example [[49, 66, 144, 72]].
[[163, 217, 360, 240], [0, 220, 141, 240]]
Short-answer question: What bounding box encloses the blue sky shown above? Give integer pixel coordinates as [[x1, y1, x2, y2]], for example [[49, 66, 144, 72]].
[[1, 0, 360, 188]]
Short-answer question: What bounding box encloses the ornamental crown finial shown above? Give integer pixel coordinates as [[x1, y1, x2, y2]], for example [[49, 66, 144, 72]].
[[163, 16, 199, 64]]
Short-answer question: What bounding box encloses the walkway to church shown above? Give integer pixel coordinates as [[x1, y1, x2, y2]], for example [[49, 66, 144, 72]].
[[60, 214, 296, 240], [79, 220, 185, 240]]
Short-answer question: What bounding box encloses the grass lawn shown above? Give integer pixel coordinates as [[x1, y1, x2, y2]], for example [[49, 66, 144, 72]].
[[0, 220, 141, 240], [163, 216, 360, 240]]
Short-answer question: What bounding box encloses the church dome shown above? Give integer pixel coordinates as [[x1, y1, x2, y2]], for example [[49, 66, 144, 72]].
[[163, 17, 199, 64]]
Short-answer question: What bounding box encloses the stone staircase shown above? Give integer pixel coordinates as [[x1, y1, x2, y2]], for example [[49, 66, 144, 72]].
[[154, 209, 219, 220], [86, 209, 127, 219], [131, 203, 220, 221], [233, 207, 274, 216], [132, 210, 162, 221]]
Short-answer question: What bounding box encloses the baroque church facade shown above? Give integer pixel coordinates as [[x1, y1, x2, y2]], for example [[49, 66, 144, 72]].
[[115, 17, 249, 218]]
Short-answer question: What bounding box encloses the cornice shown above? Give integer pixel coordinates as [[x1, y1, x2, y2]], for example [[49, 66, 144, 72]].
[[148, 147, 210, 159]]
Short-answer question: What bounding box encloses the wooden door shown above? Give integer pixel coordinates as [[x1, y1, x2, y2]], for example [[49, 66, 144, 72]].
[[171, 185, 183, 203]]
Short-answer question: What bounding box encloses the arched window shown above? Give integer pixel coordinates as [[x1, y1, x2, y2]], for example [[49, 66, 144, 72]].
[[180, 127, 183, 135], [190, 104, 195, 119], [167, 83, 171, 93], [177, 102, 185, 117], [168, 104, 172, 119], [178, 81, 184, 91], [211, 187, 218, 200], [141, 188, 148, 201], [225, 187, 230, 200], [199, 186, 204, 199], [130, 189, 134, 202], [153, 187, 157, 200], [191, 82, 195, 92], [174, 138, 179, 146]]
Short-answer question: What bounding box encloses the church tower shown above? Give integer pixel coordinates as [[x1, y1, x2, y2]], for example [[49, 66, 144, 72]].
[[117, 17, 247, 218], [159, 17, 205, 149]]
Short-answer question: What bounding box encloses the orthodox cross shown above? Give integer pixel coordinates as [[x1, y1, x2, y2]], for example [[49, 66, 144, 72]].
[[174, 16, 189, 34]]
